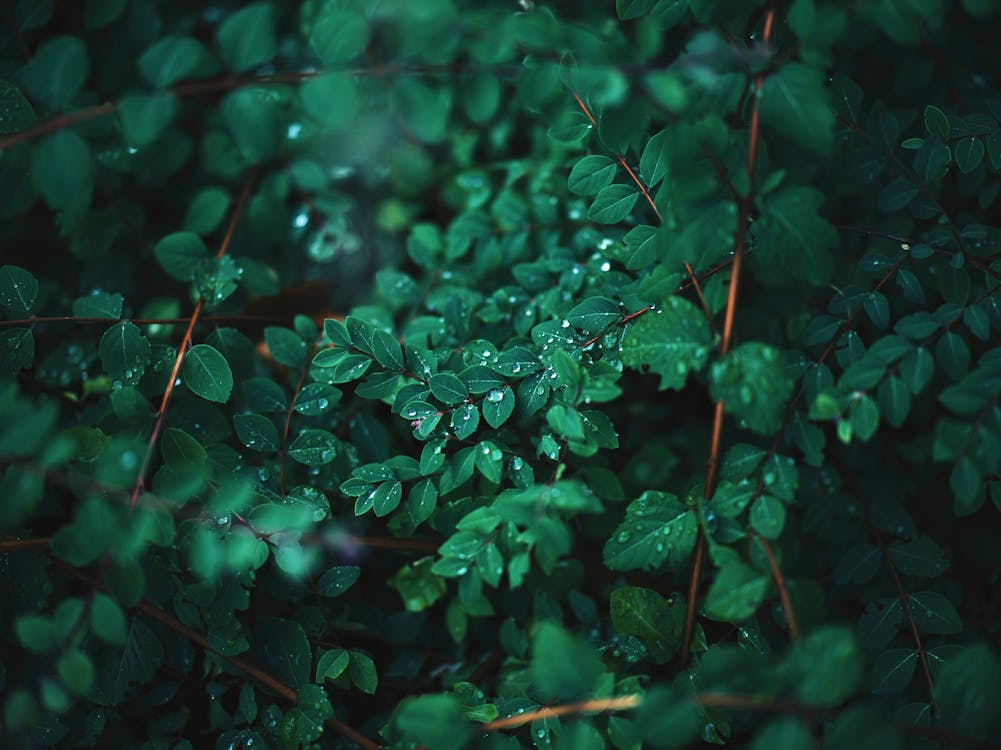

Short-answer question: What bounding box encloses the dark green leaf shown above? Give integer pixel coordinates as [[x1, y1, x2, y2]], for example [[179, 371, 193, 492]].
[[183, 344, 233, 402]]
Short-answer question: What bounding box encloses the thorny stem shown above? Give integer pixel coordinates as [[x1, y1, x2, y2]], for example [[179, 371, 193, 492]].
[[128, 169, 258, 509]]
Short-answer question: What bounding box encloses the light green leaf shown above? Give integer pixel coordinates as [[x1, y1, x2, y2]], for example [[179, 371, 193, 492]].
[[21, 36, 88, 110], [704, 561, 769, 622], [138, 36, 211, 88], [216, 2, 276, 71], [588, 184, 639, 224]]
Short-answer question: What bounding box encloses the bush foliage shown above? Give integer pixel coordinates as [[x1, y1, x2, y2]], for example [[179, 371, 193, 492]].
[[2, 1, 1001, 748]]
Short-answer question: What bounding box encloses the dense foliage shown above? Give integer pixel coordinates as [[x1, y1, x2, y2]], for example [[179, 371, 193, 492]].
[[2, 0, 1001, 748]]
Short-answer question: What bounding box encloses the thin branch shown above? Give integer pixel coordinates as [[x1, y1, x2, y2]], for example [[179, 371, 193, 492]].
[[570, 90, 662, 222], [59, 563, 380, 750], [751, 531, 800, 640], [682, 5, 777, 666], [858, 494, 939, 718], [129, 169, 258, 508], [483, 695, 641, 731], [0, 102, 117, 151], [0, 537, 49, 553], [684, 261, 719, 338]]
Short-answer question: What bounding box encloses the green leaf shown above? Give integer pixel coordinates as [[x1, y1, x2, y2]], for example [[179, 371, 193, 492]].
[[955, 136, 985, 173], [348, 651, 378, 694], [309, 9, 369, 64], [588, 184, 639, 224], [924, 105, 949, 138], [408, 478, 438, 523], [907, 590, 963, 634], [254, 617, 310, 690], [934, 645, 1001, 739], [57, 649, 94, 695], [154, 232, 209, 281], [20, 36, 88, 110], [288, 429, 338, 466], [0, 80, 36, 134], [182, 344, 234, 403], [429, 373, 468, 405], [610, 586, 683, 663], [568, 155, 617, 196], [372, 330, 405, 371], [394, 694, 474, 750], [222, 87, 281, 162], [138, 36, 211, 88], [482, 387, 515, 428], [749, 494, 786, 539], [233, 413, 279, 452], [0, 265, 39, 315], [751, 187, 836, 285], [950, 455, 982, 515], [300, 72, 358, 131], [371, 480, 403, 517], [85, 0, 127, 28], [709, 342, 793, 435], [90, 593, 127, 645], [788, 626, 864, 706], [392, 77, 451, 144], [317, 566, 361, 597], [639, 130, 669, 188], [759, 63, 834, 156], [567, 296, 621, 333], [33, 130, 93, 213], [216, 2, 276, 71], [183, 187, 231, 235], [99, 322, 151, 388], [871, 648, 918, 694], [604, 491, 697, 571], [264, 327, 306, 368], [704, 561, 769, 622], [72, 291, 123, 319], [621, 297, 712, 390], [316, 648, 350, 681], [117, 92, 177, 147], [529, 622, 605, 699]]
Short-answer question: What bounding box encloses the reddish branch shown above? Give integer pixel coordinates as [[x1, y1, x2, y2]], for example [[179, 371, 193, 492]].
[[858, 495, 939, 718], [571, 90, 663, 222], [128, 169, 258, 509], [681, 6, 781, 665], [59, 564, 380, 750]]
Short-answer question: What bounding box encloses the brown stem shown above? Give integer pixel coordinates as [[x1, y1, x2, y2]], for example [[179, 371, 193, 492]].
[[681, 5, 776, 666], [483, 695, 641, 731], [0, 537, 50, 553], [129, 169, 258, 509], [751, 532, 800, 640], [58, 563, 380, 750]]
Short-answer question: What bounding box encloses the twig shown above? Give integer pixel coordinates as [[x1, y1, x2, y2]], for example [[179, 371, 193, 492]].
[[681, 5, 777, 666], [58, 563, 380, 750], [128, 169, 258, 508], [483, 695, 641, 731]]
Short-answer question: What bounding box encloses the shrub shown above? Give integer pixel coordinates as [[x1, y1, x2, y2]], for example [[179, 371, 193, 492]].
[[2, 1, 1000, 748]]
